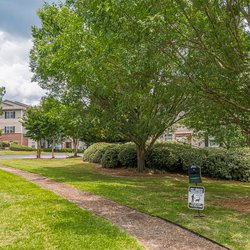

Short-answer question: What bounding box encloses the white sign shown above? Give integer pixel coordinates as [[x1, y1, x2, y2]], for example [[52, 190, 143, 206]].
[[188, 186, 205, 210]]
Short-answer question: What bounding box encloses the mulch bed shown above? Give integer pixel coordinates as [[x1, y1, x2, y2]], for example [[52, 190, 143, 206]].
[[218, 198, 250, 213], [94, 164, 188, 179]]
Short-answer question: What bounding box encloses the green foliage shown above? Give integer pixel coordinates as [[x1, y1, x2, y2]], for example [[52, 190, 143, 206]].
[[1, 158, 249, 249], [85, 142, 250, 181], [118, 144, 137, 168], [83, 143, 111, 162], [0, 169, 142, 250], [0, 141, 11, 148], [22, 106, 48, 142], [101, 145, 121, 168], [9, 144, 35, 152], [42, 148, 84, 153], [0, 87, 5, 116], [146, 145, 179, 171], [30, 0, 193, 171], [203, 149, 250, 182]]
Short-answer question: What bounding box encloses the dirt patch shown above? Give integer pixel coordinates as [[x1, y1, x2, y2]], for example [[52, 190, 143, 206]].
[[94, 164, 188, 179], [219, 198, 250, 213]]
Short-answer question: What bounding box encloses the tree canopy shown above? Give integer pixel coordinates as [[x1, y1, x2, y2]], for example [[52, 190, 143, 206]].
[[30, 0, 250, 170]]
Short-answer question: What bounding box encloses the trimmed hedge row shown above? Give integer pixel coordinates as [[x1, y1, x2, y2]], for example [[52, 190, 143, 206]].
[[83, 143, 112, 163], [9, 144, 35, 151], [42, 148, 84, 153], [83, 142, 250, 182]]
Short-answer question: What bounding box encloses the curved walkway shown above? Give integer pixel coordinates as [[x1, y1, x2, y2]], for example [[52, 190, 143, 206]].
[[0, 165, 228, 250]]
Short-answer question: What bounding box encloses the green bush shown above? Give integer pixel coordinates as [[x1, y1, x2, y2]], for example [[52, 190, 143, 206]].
[[82, 141, 250, 182], [146, 146, 179, 171], [42, 148, 83, 153], [10, 144, 35, 151], [202, 148, 250, 181], [83, 142, 111, 162], [153, 142, 208, 172], [60, 148, 73, 153], [118, 144, 137, 168], [0, 141, 11, 148], [101, 145, 121, 168]]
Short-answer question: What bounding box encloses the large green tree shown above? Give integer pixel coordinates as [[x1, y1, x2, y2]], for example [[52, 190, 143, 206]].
[[30, 1, 193, 171], [171, 0, 250, 140]]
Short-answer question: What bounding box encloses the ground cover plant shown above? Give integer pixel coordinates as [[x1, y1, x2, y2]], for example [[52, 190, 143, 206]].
[[0, 158, 249, 250], [0, 169, 143, 250]]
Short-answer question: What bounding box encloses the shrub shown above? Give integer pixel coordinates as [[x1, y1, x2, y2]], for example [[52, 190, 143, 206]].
[[81, 140, 250, 182], [92, 147, 110, 163], [146, 146, 179, 171], [42, 148, 83, 153], [118, 144, 137, 168], [152, 142, 207, 172], [60, 148, 73, 153], [10, 144, 35, 151], [83, 142, 111, 162], [202, 148, 250, 181], [101, 145, 121, 168], [0, 141, 11, 148]]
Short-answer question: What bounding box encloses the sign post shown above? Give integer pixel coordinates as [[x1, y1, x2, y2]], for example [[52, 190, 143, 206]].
[[188, 165, 205, 217]]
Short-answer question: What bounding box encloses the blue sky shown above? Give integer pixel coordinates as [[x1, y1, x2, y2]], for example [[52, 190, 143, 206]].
[[0, 0, 55, 104]]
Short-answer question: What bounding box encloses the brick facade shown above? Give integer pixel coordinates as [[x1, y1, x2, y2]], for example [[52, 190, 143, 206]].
[[0, 133, 29, 146]]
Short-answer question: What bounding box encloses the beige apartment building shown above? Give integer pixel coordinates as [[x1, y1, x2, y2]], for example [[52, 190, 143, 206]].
[[158, 124, 218, 148], [0, 100, 30, 146], [0, 100, 86, 150]]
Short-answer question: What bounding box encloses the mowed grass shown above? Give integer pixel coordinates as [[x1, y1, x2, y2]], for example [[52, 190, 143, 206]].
[[0, 150, 72, 156], [0, 150, 36, 155], [0, 169, 143, 250], [0, 158, 249, 250]]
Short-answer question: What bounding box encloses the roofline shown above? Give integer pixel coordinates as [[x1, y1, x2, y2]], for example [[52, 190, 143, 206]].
[[3, 99, 30, 108]]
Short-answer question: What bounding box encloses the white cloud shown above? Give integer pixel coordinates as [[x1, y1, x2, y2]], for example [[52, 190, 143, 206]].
[[0, 30, 45, 105]]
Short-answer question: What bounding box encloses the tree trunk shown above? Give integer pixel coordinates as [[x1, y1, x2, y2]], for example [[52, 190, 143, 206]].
[[73, 138, 78, 157], [136, 144, 146, 172], [37, 140, 41, 159], [246, 133, 250, 146], [51, 139, 55, 159]]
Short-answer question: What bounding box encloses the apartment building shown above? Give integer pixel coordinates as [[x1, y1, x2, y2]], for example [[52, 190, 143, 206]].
[[0, 100, 86, 150], [0, 100, 30, 146], [158, 124, 218, 148]]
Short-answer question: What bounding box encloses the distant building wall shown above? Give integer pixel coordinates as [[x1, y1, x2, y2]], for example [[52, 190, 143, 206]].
[[0, 133, 29, 146]]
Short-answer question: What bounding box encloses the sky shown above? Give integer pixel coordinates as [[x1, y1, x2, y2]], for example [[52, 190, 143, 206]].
[[0, 0, 55, 105]]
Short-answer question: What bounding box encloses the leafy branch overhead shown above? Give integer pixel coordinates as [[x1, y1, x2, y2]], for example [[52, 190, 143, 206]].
[[30, 0, 250, 170]]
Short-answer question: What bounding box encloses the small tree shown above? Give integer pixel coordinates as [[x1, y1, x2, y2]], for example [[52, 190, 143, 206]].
[[41, 97, 65, 158], [22, 106, 47, 158]]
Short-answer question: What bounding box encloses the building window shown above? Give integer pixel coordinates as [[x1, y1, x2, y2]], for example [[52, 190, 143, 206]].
[[4, 126, 15, 134], [5, 111, 15, 119], [31, 141, 36, 149], [164, 133, 173, 141]]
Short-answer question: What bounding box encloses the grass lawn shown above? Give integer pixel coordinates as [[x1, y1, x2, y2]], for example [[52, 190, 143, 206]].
[[0, 150, 36, 155], [0, 169, 143, 250], [0, 150, 74, 156], [0, 158, 249, 250]]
